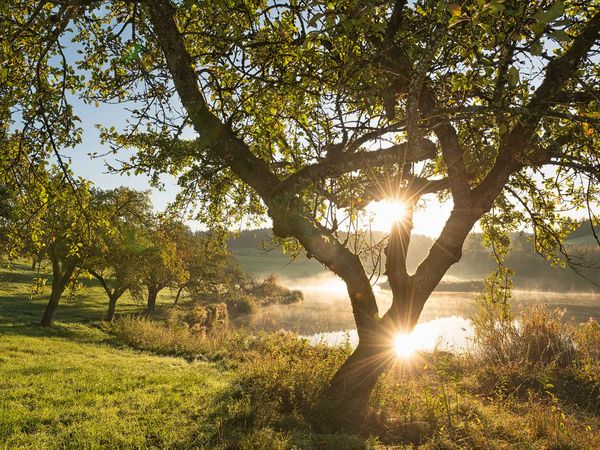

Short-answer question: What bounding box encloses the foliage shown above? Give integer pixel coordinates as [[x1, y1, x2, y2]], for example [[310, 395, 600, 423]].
[[137, 217, 189, 307], [182, 302, 229, 333], [223, 293, 257, 317], [184, 238, 246, 300], [83, 187, 153, 318], [244, 273, 304, 305], [4, 0, 600, 409]]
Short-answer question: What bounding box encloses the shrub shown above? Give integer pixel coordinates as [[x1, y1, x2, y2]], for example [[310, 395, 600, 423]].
[[188, 303, 229, 332], [282, 289, 303, 304], [473, 298, 576, 367], [225, 293, 257, 317], [518, 305, 575, 367], [243, 274, 304, 305], [574, 318, 600, 361]]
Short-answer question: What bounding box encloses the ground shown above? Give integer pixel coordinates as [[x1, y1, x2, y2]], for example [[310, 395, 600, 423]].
[[1, 263, 599, 449], [0, 264, 231, 448]]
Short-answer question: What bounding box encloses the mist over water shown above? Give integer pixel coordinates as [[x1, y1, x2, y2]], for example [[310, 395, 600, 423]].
[[235, 273, 600, 352]]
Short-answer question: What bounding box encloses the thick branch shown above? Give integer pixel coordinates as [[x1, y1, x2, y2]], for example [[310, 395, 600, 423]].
[[87, 268, 112, 298], [270, 206, 379, 341], [146, 0, 280, 200], [384, 204, 413, 297], [278, 140, 437, 196]]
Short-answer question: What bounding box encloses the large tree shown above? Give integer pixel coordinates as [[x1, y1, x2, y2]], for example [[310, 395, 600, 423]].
[[6, 0, 600, 415]]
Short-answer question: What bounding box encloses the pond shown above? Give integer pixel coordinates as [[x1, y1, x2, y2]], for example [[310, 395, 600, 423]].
[[235, 274, 600, 352]]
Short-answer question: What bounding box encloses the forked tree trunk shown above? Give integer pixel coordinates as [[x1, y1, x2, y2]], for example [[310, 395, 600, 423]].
[[320, 298, 420, 428]]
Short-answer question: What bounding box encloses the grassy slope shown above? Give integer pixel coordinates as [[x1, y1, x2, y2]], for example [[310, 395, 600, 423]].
[[0, 264, 230, 449]]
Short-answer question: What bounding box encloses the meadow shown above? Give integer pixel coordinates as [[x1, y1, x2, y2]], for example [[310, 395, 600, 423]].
[[1, 263, 600, 449]]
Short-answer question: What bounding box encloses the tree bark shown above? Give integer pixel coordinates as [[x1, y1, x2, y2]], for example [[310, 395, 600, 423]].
[[147, 286, 159, 310], [173, 285, 184, 306], [40, 255, 76, 327], [105, 294, 118, 321], [40, 289, 62, 327]]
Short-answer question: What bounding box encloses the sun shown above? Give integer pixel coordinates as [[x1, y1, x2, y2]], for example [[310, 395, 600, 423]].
[[393, 333, 418, 358], [367, 199, 407, 232]]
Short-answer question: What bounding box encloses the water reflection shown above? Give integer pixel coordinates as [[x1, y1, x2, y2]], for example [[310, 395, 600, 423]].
[[234, 274, 600, 349], [305, 316, 474, 353]]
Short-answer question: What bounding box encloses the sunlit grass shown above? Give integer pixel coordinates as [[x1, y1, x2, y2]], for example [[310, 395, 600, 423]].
[[2, 263, 600, 448]]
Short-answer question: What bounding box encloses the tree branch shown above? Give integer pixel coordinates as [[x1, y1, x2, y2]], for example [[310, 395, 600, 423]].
[[278, 140, 437, 196], [146, 0, 280, 200]]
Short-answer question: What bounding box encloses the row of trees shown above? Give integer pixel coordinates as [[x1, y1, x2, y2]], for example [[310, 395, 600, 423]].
[[0, 157, 236, 325]]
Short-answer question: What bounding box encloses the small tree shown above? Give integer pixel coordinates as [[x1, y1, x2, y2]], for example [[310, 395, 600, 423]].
[[183, 233, 246, 303], [139, 218, 188, 310], [84, 188, 152, 321]]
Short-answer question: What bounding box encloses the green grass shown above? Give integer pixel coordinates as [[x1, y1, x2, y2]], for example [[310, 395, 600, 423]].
[[0, 331, 230, 448], [0, 264, 231, 449]]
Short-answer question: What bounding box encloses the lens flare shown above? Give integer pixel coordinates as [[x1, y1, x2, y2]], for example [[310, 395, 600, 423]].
[[368, 199, 407, 231], [394, 333, 417, 358]]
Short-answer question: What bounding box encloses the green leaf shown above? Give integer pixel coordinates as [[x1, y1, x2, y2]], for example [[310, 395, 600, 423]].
[[534, 1, 564, 25], [549, 29, 571, 42], [529, 42, 543, 56], [507, 66, 520, 86]]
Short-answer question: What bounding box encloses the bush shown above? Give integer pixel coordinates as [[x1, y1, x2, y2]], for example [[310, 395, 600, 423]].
[[574, 318, 600, 361], [188, 303, 229, 332], [225, 293, 257, 317], [244, 274, 304, 305], [282, 289, 303, 304], [473, 298, 576, 367], [518, 305, 575, 367]]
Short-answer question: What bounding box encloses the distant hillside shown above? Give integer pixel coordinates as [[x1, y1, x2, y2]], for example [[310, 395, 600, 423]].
[[229, 228, 600, 292], [566, 220, 599, 245]]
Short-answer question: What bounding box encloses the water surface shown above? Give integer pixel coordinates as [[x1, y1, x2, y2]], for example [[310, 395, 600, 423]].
[[235, 274, 600, 352]]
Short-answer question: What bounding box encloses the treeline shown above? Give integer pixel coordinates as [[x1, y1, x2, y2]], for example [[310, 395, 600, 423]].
[[230, 225, 600, 290]]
